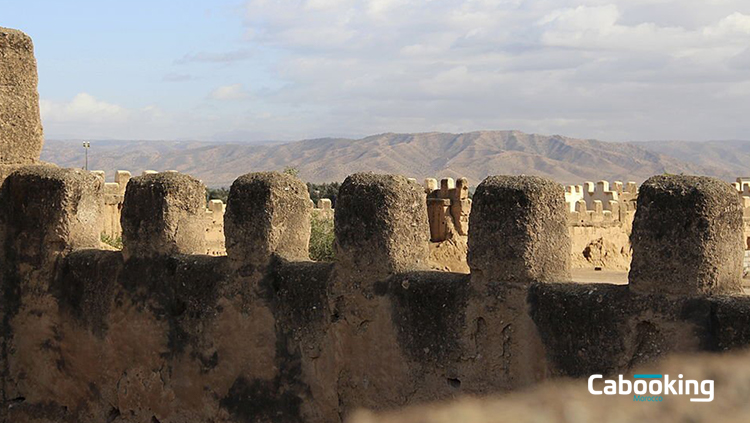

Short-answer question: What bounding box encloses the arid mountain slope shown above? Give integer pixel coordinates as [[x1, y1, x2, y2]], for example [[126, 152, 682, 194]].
[[41, 131, 737, 187], [633, 140, 750, 178]]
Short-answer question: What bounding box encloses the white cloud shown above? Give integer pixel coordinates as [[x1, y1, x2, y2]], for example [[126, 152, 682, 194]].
[[210, 84, 250, 100], [231, 0, 750, 141], [40, 93, 179, 140], [40, 93, 128, 124], [306, 0, 351, 10], [704, 12, 750, 36], [40, 1, 750, 142]]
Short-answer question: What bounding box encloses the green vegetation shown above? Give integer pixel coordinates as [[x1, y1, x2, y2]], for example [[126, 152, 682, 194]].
[[101, 233, 123, 250], [283, 166, 300, 177], [307, 182, 341, 207], [309, 213, 335, 262], [206, 187, 229, 203], [206, 182, 341, 207]]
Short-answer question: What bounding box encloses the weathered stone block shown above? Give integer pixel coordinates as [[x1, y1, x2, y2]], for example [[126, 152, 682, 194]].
[[335, 173, 430, 276], [439, 177, 455, 198], [424, 178, 438, 193], [427, 198, 451, 242], [0, 27, 43, 164], [468, 175, 570, 284], [629, 175, 743, 296], [453, 177, 469, 201], [224, 171, 311, 267], [0, 165, 102, 264], [121, 172, 206, 258]]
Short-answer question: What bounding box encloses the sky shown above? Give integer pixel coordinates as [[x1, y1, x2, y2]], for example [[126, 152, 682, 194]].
[[4, 0, 750, 143]]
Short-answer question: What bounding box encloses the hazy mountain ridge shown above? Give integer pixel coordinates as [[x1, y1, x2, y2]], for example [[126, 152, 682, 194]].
[[632, 140, 750, 177], [41, 131, 742, 187]]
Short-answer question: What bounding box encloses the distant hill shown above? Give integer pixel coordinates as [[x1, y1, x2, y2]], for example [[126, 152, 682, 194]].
[[631, 140, 750, 178], [41, 131, 741, 187]]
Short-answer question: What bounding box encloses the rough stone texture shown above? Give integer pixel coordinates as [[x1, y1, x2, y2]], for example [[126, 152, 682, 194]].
[[335, 173, 430, 278], [349, 348, 750, 423], [0, 165, 103, 263], [468, 175, 571, 284], [121, 172, 207, 259], [0, 27, 43, 164], [387, 272, 472, 364], [54, 250, 123, 338], [428, 237, 470, 273], [0, 166, 104, 423], [569, 209, 634, 271], [528, 283, 709, 377], [329, 175, 434, 415], [5, 169, 750, 423], [224, 171, 311, 268], [629, 175, 743, 296]]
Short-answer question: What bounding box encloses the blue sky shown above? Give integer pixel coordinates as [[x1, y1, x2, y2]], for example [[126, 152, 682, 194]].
[[4, 0, 750, 142]]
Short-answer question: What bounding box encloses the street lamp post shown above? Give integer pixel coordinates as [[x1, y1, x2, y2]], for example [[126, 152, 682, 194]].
[[82, 142, 90, 170]]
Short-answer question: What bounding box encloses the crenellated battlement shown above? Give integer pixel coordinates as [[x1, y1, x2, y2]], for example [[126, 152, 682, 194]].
[[423, 177, 471, 242], [1, 164, 749, 422], [565, 179, 637, 225], [90, 169, 232, 256], [3, 26, 750, 423], [77, 169, 750, 277]]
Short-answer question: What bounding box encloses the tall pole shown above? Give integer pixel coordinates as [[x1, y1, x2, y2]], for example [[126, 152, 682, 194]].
[[82, 142, 90, 170]]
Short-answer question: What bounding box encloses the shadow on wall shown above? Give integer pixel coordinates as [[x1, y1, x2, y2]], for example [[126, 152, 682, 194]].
[[1, 167, 749, 423], [2, 26, 750, 423]]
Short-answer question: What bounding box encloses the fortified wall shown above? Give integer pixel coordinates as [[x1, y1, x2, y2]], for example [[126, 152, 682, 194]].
[[91, 170, 334, 258], [92, 169, 228, 256], [3, 168, 750, 423], [425, 176, 750, 273], [0, 27, 43, 167], [0, 26, 43, 180], [74, 170, 750, 275], [566, 179, 637, 270], [76, 171, 641, 273], [6, 27, 750, 423], [422, 176, 638, 271]]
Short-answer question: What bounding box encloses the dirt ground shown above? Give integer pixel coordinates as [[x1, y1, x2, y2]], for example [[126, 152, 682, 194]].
[[570, 268, 628, 284]]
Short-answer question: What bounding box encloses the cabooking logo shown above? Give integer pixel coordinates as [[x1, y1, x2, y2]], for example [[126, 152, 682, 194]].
[[588, 374, 714, 402]]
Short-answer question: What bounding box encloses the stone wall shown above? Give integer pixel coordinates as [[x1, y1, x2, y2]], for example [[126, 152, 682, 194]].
[[567, 180, 637, 270], [0, 27, 43, 165], [422, 176, 637, 271], [423, 177, 471, 242], [93, 169, 336, 257], [350, 347, 750, 423], [93, 171, 641, 273], [1, 167, 750, 423], [4, 26, 750, 423], [731, 178, 750, 275], [92, 169, 228, 256]]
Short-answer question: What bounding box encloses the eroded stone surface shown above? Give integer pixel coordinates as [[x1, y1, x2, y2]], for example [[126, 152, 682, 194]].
[[121, 172, 207, 258], [335, 173, 430, 279], [0, 165, 103, 262], [630, 175, 743, 296], [225, 171, 311, 268], [0, 27, 43, 164], [468, 175, 571, 284], [349, 348, 750, 423]]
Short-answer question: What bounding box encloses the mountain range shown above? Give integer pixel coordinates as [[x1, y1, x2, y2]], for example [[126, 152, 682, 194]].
[[40, 130, 748, 187]]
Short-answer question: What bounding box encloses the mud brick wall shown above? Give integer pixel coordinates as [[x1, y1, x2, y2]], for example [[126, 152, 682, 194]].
[[0, 27, 43, 165], [1, 167, 750, 423]]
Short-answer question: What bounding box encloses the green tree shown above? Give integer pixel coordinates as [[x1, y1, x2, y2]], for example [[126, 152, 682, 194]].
[[283, 166, 300, 178], [206, 187, 229, 204], [307, 182, 341, 207], [309, 213, 335, 261]]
